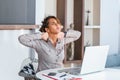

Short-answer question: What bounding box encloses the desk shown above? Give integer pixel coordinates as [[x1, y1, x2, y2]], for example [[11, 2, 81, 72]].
[[36, 68, 120, 80]]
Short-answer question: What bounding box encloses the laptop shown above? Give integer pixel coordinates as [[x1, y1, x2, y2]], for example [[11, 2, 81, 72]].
[[58, 45, 109, 75]]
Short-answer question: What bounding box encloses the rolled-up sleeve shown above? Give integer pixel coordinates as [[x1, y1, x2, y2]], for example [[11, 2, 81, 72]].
[[18, 32, 42, 48], [64, 30, 81, 44]]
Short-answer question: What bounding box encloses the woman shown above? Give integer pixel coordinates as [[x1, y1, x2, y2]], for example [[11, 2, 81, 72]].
[[18, 16, 81, 72]]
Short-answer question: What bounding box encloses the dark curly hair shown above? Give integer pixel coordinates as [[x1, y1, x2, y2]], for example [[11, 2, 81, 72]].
[[39, 16, 61, 32]]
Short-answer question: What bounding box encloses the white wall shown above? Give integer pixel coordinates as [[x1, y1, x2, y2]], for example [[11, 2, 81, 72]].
[[100, 0, 120, 54], [65, 0, 74, 28], [119, 0, 120, 54], [45, 0, 56, 16], [0, 30, 30, 80], [35, 0, 45, 25], [119, 17, 120, 54]]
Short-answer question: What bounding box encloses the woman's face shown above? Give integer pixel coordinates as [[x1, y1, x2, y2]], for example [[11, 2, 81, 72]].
[[46, 18, 62, 34]]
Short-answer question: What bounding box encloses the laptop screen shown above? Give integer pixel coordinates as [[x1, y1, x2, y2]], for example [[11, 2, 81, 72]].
[[80, 45, 109, 74]]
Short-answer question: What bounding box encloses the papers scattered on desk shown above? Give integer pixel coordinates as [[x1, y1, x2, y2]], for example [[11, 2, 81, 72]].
[[41, 72, 82, 80]]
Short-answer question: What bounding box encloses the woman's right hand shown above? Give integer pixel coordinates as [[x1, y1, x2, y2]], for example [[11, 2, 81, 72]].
[[41, 32, 48, 41]]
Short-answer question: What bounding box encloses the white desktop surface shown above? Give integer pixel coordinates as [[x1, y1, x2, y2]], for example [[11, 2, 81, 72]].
[[36, 68, 120, 80]]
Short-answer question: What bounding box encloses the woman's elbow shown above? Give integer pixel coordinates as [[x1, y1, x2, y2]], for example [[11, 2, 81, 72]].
[[75, 31, 81, 40], [78, 31, 81, 39]]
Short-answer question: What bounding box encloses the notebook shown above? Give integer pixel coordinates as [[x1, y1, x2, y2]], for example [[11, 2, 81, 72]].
[[58, 45, 109, 75]]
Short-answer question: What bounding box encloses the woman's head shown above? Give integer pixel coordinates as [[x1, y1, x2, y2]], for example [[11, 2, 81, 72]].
[[40, 16, 63, 33]]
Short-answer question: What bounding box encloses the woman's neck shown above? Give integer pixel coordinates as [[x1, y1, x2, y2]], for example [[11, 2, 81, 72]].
[[48, 34, 58, 47]]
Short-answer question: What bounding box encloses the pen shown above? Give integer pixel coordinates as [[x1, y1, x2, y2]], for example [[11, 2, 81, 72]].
[[59, 74, 67, 78], [42, 74, 58, 80]]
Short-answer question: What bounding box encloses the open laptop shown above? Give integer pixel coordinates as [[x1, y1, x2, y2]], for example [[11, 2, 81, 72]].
[[58, 45, 109, 75]]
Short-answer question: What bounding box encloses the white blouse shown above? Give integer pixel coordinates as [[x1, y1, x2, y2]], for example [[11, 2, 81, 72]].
[[18, 30, 81, 72]]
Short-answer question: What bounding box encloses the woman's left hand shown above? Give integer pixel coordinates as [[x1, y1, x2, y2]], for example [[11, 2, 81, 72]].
[[57, 32, 64, 39]]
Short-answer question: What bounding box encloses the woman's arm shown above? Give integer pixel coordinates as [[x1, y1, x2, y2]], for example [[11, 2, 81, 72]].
[[18, 32, 45, 48], [64, 30, 81, 44]]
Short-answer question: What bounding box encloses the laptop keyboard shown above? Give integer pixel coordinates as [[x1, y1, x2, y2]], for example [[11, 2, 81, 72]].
[[58, 67, 81, 75]]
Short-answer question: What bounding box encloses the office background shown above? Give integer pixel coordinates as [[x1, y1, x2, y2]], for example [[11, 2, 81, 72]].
[[0, 0, 120, 80]]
